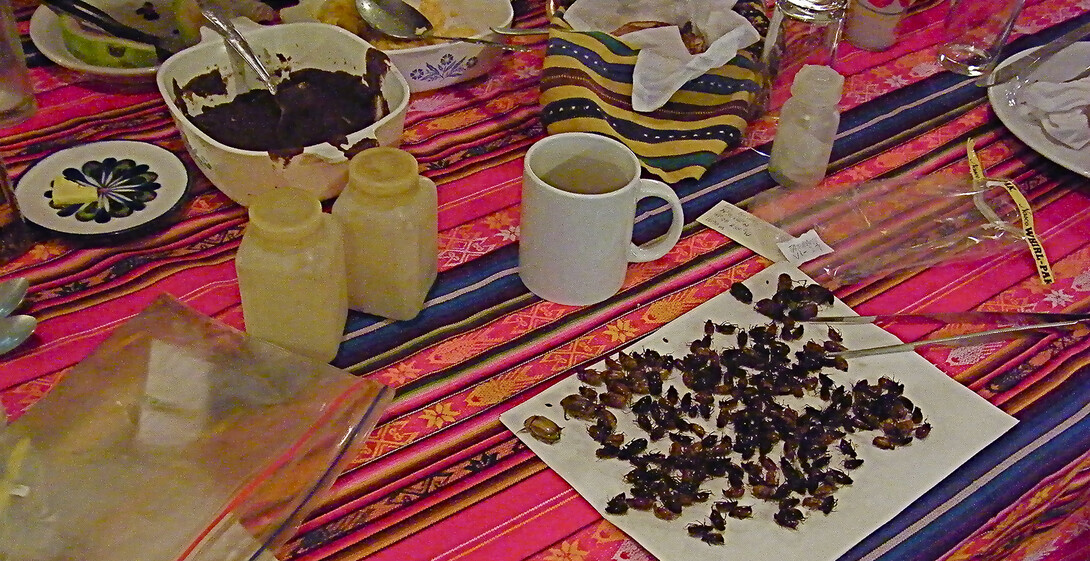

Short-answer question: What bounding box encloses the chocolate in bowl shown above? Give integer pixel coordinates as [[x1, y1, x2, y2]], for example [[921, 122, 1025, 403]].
[[155, 21, 411, 206], [176, 64, 388, 153]]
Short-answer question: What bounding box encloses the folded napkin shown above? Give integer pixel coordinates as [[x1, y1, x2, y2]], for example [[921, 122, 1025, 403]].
[[539, 0, 769, 183], [1019, 77, 1090, 150]]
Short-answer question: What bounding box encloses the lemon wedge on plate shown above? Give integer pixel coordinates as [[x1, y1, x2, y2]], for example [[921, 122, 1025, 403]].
[[50, 176, 99, 206]]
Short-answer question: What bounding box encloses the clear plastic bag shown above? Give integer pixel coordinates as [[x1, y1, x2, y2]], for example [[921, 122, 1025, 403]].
[[0, 295, 392, 561], [747, 174, 1029, 287]]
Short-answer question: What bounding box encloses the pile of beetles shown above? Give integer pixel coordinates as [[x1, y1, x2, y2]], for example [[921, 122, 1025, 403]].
[[522, 274, 932, 546]]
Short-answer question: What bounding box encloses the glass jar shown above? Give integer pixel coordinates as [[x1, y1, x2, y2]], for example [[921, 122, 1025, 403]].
[[0, 157, 32, 264]]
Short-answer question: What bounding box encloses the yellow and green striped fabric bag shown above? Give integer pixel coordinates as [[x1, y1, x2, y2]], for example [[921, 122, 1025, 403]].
[[539, 0, 770, 183]]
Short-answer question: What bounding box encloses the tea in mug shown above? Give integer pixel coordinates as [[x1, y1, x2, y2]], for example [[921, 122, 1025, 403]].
[[539, 156, 631, 195]]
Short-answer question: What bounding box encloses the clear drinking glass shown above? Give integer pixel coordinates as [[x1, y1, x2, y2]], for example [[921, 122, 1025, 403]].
[[0, 0, 35, 127], [760, 0, 848, 110], [937, 0, 1024, 76], [0, 157, 32, 264]]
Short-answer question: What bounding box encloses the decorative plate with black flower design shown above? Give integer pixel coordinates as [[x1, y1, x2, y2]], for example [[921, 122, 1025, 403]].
[[15, 140, 190, 237]]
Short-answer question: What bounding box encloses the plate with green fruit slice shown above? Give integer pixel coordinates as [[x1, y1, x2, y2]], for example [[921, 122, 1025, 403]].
[[29, 0, 200, 79]]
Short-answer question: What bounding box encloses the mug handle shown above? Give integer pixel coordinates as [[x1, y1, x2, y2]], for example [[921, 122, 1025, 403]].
[[629, 179, 684, 263]]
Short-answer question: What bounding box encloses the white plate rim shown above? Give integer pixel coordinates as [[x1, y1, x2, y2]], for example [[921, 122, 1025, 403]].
[[28, 5, 158, 79], [988, 43, 1090, 179], [15, 140, 190, 237]]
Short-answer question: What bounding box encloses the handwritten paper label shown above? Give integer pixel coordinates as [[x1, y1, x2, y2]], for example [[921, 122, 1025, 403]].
[[777, 229, 835, 265], [696, 201, 792, 262]]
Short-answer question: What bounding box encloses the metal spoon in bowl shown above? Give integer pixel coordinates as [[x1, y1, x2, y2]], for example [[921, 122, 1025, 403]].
[[489, 26, 552, 36], [0, 277, 29, 317], [194, 0, 277, 94], [354, 0, 534, 52], [194, 1, 321, 144]]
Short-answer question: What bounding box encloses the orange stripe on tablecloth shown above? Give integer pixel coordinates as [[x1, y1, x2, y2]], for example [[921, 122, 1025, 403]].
[[437, 205, 521, 271], [298, 430, 521, 535], [0, 259, 242, 392], [522, 518, 637, 561], [289, 452, 555, 561], [322, 416, 517, 519], [348, 469, 595, 561], [16, 220, 244, 321]]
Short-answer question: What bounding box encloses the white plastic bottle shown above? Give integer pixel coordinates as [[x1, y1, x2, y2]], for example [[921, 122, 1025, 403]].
[[768, 64, 845, 189], [235, 187, 348, 362], [332, 146, 438, 321]]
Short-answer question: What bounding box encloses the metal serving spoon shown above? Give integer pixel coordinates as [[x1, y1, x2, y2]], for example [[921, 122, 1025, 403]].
[[194, 0, 277, 94], [489, 26, 552, 36], [354, 0, 533, 52], [193, 1, 320, 143], [0, 277, 28, 317], [0, 315, 35, 356]]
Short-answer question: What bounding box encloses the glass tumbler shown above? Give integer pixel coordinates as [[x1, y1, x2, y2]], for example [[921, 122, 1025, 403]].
[[760, 0, 848, 110], [0, 0, 35, 127], [937, 0, 1024, 76], [0, 157, 32, 264]]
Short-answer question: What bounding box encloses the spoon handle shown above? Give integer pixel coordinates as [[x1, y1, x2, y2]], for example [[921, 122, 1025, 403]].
[[489, 26, 552, 36], [432, 35, 535, 52], [195, 0, 278, 94]]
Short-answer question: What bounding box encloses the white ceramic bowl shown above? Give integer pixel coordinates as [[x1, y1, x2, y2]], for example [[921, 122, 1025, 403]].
[[281, 0, 514, 92], [156, 20, 409, 206]]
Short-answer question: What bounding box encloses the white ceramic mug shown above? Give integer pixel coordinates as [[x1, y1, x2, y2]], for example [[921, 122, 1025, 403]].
[[519, 133, 685, 306]]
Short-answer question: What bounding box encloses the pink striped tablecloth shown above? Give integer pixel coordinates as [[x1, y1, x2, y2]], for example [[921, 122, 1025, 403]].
[[2, 1, 1090, 560]]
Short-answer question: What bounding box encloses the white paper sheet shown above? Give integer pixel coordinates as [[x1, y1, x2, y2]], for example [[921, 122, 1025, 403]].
[[501, 262, 1017, 561]]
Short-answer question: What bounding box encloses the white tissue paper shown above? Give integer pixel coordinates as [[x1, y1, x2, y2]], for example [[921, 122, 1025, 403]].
[[1019, 77, 1090, 150], [563, 0, 761, 112]]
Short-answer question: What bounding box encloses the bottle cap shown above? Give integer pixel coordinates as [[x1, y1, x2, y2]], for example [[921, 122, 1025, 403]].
[[247, 187, 323, 241], [791, 65, 845, 105], [348, 147, 420, 196]]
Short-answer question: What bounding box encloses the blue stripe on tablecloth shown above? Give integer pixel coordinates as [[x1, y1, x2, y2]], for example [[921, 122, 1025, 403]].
[[333, 244, 526, 372], [845, 366, 1090, 561]]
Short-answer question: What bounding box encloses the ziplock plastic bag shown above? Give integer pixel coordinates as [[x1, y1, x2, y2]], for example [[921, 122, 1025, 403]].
[[0, 295, 392, 561], [748, 174, 1029, 287]]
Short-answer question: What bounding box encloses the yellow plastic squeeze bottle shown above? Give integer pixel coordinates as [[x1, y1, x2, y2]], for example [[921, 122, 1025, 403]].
[[332, 147, 438, 321], [235, 187, 348, 362]]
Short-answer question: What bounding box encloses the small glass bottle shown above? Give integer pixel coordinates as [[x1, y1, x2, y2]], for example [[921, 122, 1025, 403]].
[[767, 64, 845, 190], [236, 187, 348, 362], [331, 147, 437, 321], [0, 157, 32, 264]]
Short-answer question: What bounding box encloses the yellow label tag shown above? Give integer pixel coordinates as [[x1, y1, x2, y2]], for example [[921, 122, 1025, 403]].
[[966, 139, 1054, 285], [966, 138, 986, 184]]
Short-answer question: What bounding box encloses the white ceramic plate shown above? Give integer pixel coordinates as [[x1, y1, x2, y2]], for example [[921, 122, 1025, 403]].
[[15, 141, 190, 237], [28, 5, 157, 80], [988, 42, 1090, 178]]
